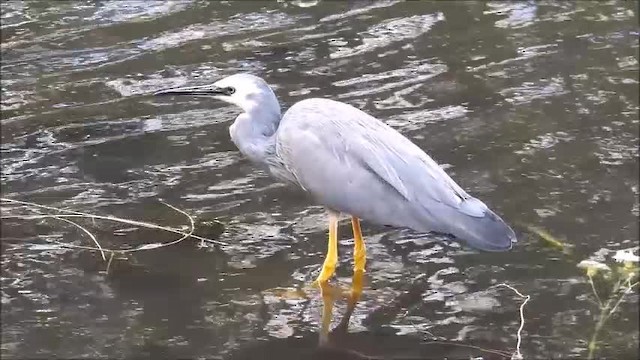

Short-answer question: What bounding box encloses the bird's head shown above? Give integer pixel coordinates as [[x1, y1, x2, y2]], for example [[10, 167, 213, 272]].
[[154, 73, 279, 114]]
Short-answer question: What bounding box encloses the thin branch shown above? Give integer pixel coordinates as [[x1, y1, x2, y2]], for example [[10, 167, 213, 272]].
[[9, 202, 197, 254], [494, 283, 530, 360], [54, 216, 107, 261], [0, 197, 228, 246], [608, 279, 639, 316], [588, 273, 603, 307], [2, 213, 223, 246], [2, 197, 95, 216], [104, 252, 115, 275]]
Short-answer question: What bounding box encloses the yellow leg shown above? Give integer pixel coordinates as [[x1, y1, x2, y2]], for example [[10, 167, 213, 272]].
[[351, 217, 366, 272], [316, 211, 339, 284]]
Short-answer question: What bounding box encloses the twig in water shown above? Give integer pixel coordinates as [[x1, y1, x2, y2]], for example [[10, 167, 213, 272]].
[[494, 283, 530, 360], [5, 209, 196, 255], [1, 197, 226, 273], [104, 252, 115, 275], [0, 197, 227, 246], [53, 216, 107, 261]]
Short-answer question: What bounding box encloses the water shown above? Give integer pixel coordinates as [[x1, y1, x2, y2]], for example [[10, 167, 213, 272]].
[[1, 1, 638, 358]]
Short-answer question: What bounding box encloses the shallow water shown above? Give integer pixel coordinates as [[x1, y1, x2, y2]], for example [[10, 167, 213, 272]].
[[1, 1, 638, 359]]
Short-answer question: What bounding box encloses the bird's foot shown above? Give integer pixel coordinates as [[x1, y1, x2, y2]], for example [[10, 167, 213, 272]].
[[311, 270, 365, 298], [314, 263, 336, 286]]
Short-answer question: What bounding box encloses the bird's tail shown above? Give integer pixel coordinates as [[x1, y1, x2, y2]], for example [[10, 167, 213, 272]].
[[440, 197, 516, 252]]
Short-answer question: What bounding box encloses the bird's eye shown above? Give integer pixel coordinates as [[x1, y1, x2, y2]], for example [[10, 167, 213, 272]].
[[226, 87, 236, 95]]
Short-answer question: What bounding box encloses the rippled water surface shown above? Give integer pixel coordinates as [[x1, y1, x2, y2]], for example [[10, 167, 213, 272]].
[[1, 1, 639, 359]]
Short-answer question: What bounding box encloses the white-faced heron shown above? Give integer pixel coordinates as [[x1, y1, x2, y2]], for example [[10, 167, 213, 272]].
[[154, 73, 516, 284]]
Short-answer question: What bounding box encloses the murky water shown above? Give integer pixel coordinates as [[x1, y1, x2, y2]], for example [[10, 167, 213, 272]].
[[1, 1, 638, 359]]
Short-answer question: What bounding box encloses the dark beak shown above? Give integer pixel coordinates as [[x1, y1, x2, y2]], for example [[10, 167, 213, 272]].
[[153, 84, 232, 97]]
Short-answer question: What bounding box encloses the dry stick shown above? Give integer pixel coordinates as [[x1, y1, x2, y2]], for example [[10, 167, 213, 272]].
[[494, 283, 530, 360], [54, 216, 107, 261], [105, 252, 115, 275], [1, 203, 199, 254], [3, 213, 223, 247], [0, 198, 228, 246]]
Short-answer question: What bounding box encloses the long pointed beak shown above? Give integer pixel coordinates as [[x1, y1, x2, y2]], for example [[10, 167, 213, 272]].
[[153, 84, 231, 97]]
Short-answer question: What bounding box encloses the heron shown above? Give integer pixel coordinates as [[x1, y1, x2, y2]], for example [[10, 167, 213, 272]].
[[154, 73, 516, 284]]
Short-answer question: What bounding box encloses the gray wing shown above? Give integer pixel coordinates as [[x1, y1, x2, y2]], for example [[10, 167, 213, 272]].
[[275, 98, 515, 251]]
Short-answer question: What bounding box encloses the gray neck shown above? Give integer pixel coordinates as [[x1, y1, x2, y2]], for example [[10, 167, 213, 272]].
[[229, 107, 281, 165]]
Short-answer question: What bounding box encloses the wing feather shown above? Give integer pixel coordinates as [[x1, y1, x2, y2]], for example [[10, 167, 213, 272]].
[[273, 98, 515, 251], [275, 98, 482, 223]]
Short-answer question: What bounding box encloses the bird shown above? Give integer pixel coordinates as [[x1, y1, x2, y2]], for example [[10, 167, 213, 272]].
[[154, 73, 516, 284]]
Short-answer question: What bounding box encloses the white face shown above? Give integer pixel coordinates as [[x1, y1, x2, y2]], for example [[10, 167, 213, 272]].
[[154, 73, 272, 113], [210, 74, 266, 109]]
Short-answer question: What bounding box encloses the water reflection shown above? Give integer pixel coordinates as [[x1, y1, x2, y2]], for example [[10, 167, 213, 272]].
[[230, 270, 514, 360], [318, 270, 365, 349]]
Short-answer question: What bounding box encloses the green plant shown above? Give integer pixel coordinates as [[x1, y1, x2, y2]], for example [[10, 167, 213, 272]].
[[578, 249, 639, 360]]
